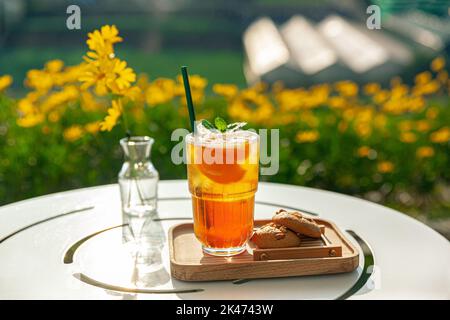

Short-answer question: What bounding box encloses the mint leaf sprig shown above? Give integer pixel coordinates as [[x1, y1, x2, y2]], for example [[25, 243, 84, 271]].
[[214, 117, 227, 132], [201, 119, 215, 130], [201, 117, 246, 133]]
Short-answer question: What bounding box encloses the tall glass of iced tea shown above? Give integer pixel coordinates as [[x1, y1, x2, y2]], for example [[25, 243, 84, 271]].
[[186, 126, 259, 256]]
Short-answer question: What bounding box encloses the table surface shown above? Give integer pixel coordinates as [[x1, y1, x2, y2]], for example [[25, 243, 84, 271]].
[[0, 180, 449, 300]]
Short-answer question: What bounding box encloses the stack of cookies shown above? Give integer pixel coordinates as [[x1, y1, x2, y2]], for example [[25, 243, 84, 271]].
[[251, 209, 322, 249]]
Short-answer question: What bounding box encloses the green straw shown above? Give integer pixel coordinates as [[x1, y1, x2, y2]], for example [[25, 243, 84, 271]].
[[181, 66, 196, 132]]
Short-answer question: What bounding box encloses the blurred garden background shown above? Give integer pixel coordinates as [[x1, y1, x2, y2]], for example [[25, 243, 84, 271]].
[[0, 0, 449, 237]]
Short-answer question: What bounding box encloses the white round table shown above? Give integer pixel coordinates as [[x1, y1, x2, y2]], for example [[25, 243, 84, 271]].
[[0, 180, 449, 299]]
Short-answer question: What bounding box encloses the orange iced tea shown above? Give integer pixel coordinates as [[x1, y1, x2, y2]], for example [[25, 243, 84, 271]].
[[186, 130, 259, 256]]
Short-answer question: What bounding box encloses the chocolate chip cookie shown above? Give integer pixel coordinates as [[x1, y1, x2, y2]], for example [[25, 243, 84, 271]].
[[250, 222, 301, 249], [272, 209, 322, 238]]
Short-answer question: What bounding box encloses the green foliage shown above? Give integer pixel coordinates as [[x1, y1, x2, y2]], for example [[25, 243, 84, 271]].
[[0, 93, 449, 220]]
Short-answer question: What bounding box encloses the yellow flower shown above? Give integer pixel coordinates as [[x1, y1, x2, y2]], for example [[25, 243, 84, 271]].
[[374, 114, 387, 129], [296, 89, 321, 109], [45, 60, 64, 73], [81, 27, 136, 95], [175, 74, 207, 106], [145, 78, 176, 106], [146, 85, 171, 106], [213, 84, 238, 99], [110, 59, 136, 91], [431, 56, 445, 72], [343, 108, 356, 121], [25, 69, 53, 92], [227, 89, 274, 124], [328, 96, 346, 109], [84, 121, 100, 134], [63, 125, 83, 142], [373, 90, 389, 104], [357, 146, 371, 158], [228, 100, 252, 122], [155, 78, 177, 94], [430, 127, 450, 143], [407, 96, 425, 112], [98, 25, 122, 43], [363, 83, 380, 95], [119, 86, 142, 101], [40, 85, 79, 113], [177, 74, 208, 91], [309, 84, 330, 105], [99, 99, 122, 131], [295, 130, 319, 143], [55, 63, 88, 86], [183, 90, 205, 106], [415, 71, 432, 85], [17, 97, 37, 115], [0, 75, 13, 91], [378, 161, 394, 173], [355, 108, 374, 122], [400, 132, 417, 143], [416, 120, 430, 132], [354, 121, 372, 138], [390, 84, 409, 99], [16, 113, 45, 128], [48, 111, 61, 123], [335, 81, 358, 97], [80, 91, 103, 112], [86, 25, 122, 57], [276, 89, 305, 111], [79, 57, 115, 95], [23, 60, 75, 93], [416, 146, 434, 159], [300, 111, 319, 128], [412, 80, 440, 96], [254, 102, 275, 123], [81, 57, 136, 96]]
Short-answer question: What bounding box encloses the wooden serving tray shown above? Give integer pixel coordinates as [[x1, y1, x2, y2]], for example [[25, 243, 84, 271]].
[[250, 220, 341, 261], [169, 218, 359, 282]]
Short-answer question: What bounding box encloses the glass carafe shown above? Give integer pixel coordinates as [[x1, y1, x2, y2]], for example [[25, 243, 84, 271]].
[[119, 136, 161, 251], [119, 136, 158, 216]]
